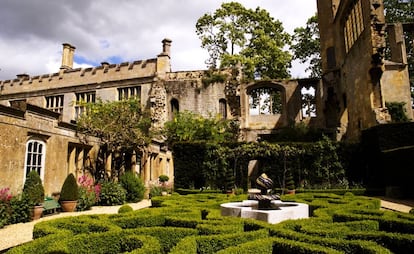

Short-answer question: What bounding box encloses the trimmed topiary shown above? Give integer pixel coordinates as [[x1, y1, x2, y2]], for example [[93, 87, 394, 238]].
[[59, 173, 79, 201], [23, 171, 45, 206], [158, 175, 169, 183], [118, 204, 133, 214]]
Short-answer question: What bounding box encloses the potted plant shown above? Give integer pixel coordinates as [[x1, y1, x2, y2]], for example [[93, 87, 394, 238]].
[[22, 171, 45, 220], [158, 175, 169, 196], [59, 173, 79, 212], [285, 171, 296, 195]]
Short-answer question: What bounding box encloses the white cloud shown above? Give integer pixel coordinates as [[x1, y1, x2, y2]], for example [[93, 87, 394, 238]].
[[0, 0, 317, 80]]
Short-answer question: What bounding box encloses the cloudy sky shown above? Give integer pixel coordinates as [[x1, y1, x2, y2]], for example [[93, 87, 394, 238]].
[[0, 0, 317, 81]]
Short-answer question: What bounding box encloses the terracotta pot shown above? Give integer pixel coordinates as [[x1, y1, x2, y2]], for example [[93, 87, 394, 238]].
[[31, 205, 44, 220], [60, 200, 78, 212], [286, 189, 296, 195]]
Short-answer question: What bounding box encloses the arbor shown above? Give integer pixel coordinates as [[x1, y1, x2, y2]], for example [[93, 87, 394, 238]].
[[291, 15, 321, 78], [76, 98, 152, 180], [196, 2, 291, 80]]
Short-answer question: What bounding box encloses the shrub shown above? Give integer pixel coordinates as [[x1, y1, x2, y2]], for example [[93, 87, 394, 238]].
[[0, 187, 12, 228], [119, 171, 145, 202], [410, 208, 414, 215], [98, 181, 126, 206], [77, 175, 97, 211], [150, 185, 168, 197], [111, 214, 166, 229], [118, 204, 133, 214], [59, 173, 79, 201], [22, 171, 45, 206], [8, 195, 31, 224], [159, 174, 169, 183]]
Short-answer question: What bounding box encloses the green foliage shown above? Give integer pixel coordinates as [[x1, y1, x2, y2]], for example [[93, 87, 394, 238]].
[[150, 185, 168, 197], [291, 15, 321, 78], [8, 195, 31, 224], [10, 193, 414, 253], [158, 174, 169, 183], [118, 204, 133, 214], [76, 185, 96, 211], [386, 101, 410, 123], [59, 173, 79, 201], [98, 181, 126, 206], [201, 71, 228, 86], [172, 139, 353, 191], [23, 171, 45, 206], [196, 2, 291, 80], [306, 136, 345, 188], [119, 171, 145, 202], [164, 111, 239, 145], [285, 172, 295, 190], [77, 98, 152, 152]]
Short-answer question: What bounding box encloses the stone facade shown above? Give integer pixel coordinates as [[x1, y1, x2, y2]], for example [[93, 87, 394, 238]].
[[1, 0, 413, 194], [0, 103, 100, 195], [0, 39, 322, 194], [317, 0, 413, 141]]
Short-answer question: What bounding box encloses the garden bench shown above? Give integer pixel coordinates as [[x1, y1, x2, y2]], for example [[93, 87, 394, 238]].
[[43, 197, 61, 215]]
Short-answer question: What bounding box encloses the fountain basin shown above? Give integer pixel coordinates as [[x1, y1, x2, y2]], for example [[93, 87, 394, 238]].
[[221, 200, 309, 224]]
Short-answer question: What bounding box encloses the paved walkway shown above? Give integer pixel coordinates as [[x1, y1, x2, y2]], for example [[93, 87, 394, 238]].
[[379, 197, 414, 213], [0, 199, 151, 252]]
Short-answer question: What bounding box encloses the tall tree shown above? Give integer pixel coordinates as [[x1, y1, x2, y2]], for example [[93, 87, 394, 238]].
[[76, 98, 152, 180], [196, 2, 291, 80], [291, 15, 321, 78]]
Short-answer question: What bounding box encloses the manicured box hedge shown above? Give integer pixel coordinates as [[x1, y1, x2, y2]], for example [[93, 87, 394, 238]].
[[7, 192, 414, 253]]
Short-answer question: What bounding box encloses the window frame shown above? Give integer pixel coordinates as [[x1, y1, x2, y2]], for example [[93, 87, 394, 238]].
[[23, 138, 46, 182]]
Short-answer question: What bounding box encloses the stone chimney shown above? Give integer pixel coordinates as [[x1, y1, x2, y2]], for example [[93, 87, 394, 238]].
[[160, 38, 172, 57], [157, 38, 172, 75], [60, 43, 76, 70]]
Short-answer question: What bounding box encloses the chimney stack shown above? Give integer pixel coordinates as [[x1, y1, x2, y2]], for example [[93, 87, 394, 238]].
[[160, 38, 172, 57], [60, 43, 76, 70]]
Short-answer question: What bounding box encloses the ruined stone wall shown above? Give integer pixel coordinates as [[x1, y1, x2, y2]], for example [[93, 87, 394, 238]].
[[165, 71, 228, 119], [316, 0, 412, 141]]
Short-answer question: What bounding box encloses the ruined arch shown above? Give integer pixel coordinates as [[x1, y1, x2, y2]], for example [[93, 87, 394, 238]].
[[246, 81, 286, 116]]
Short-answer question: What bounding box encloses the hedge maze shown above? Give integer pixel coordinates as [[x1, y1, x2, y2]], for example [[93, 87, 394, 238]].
[[7, 192, 414, 253]]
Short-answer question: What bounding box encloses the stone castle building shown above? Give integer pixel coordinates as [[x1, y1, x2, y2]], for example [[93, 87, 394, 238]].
[[317, 0, 413, 140], [1, 0, 412, 196]]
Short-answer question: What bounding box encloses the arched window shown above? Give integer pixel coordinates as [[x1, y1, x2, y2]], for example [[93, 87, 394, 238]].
[[24, 139, 46, 180], [248, 87, 283, 115], [219, 99, 227, 119], [170, 99, 179, 120]]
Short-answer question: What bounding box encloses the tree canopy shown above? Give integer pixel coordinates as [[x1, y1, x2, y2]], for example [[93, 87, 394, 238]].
[[163, 111, 239, 145], [196, 2, 291, 80], [76, 98, 152, 154], [291, 15, 321, 78]]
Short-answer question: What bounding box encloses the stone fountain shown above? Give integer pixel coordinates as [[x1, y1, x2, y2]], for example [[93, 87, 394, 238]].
[[221, 173, 308, 224]]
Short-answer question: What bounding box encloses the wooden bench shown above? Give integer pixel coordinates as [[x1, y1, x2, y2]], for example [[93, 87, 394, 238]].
[[42, 197, 61, 215]]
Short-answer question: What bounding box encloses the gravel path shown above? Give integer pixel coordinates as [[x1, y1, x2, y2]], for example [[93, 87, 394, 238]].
[[0, 199, 151, 252]]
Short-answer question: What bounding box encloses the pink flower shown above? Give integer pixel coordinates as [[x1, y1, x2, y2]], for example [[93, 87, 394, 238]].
[[0, 187, 12, 202]]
